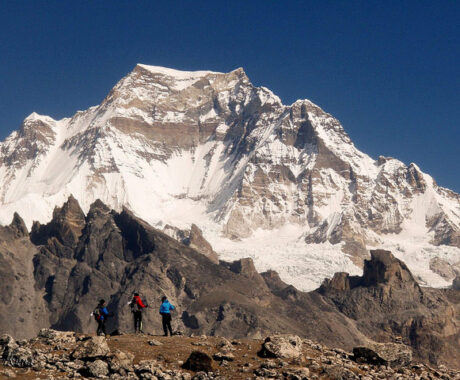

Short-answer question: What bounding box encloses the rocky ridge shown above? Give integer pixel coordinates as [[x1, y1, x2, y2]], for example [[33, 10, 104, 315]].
[[1, 330, 460, 379], [0, 64, 459, 290], [0, 198, 459, 370]]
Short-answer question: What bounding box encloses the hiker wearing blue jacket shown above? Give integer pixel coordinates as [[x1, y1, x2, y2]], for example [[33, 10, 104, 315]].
[[94, 299, 112, 336], [159, 296, 175, 336]]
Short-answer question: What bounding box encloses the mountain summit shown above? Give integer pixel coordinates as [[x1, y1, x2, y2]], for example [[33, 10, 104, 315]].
[[0, 64, 459, 290]]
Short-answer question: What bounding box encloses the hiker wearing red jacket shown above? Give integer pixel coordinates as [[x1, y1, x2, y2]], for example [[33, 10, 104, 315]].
[[130, 292, 148, 333]]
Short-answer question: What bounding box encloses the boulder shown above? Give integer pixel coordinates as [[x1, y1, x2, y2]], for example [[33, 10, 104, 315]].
[[0, 335, 17, 358], [212, 351, 235, 361], [135, 359, 162, 376], [71, 336, 110, 360], [258, 335, 303, 359], [353, 342, 412, 368], [87, 359, 109, 377], [108, 349, 134, 373], [216, 338, 235, 353], [38, 328, 76, 345], [282, 367, 310, 379], [182, 351, 214, 372], [4, 346, 34, 368], [37, 328, 58, 340]]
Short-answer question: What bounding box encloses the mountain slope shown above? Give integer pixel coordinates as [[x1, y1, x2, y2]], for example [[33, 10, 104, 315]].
[[0, 64, 459, 290], [1, 198, 459, 368]]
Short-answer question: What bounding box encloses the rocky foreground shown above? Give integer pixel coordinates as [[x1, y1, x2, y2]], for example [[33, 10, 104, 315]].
[[0, 329, 459, 380]]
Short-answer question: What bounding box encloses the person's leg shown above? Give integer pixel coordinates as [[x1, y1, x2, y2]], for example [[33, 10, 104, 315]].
[[134, 312, 140, 333], [101, 320, 107, 336], [97, 320, 104, 336], [167, 314, 173, 336], [138, 311, 143, 333], [162, 314, 168, 336]]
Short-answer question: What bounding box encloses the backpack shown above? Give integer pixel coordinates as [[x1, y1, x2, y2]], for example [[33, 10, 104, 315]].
[[130, 300, 140, 313], [93, 307, 101, 321]]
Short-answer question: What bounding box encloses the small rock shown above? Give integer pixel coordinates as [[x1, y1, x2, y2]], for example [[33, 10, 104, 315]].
[[65, 359, 85, 371], [254, 367, 278, 377], [0, 369, 16, 378], [191, 342, 210, 347], [283, 367, 310, 380], [260, 360, 279, 369], [192, 371, 209, 380], [212, 352, 235, 362], [135, 359, 162, 375], [148, 339, 163, 346]]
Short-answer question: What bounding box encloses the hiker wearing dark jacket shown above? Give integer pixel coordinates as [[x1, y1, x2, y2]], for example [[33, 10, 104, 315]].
[[130, 292, 148, 333], [159, 296, 175, 336], [94, 299, 111, 336]]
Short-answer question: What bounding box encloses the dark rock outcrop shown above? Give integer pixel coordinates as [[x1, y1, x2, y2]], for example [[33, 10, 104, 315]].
[[0, 198, 459, 370], [182, 350, 214, 372], [319, 249, 459, 367], [1, 197, 371, 348]]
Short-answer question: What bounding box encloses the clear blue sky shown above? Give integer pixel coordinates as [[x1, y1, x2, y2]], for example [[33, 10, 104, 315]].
[[1, 1, 459, 192]]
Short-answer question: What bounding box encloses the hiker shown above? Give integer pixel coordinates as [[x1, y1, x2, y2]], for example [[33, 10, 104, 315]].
[[159, 296, 175, 336], [93, 299, 112, 336], [130, 292, 148, 333]]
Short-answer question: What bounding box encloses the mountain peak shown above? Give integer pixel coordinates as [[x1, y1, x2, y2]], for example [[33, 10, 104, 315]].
[[24, 112, 53, 121], [134, 63, 221, 78], [0, 65, 459, 292]]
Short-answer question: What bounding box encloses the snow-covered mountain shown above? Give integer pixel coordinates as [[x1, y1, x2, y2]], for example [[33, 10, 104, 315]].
[[1, 64, 459, 290]]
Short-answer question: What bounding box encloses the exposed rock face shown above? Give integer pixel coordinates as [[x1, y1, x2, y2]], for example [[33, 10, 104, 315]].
[[163, 223, 219, 263], [0, 198, 370, 348], [188, 224, 219, 263], [0, 64, 459, 290], [0, 214, 49, 339], [429, 257, 459, 281], [0, 199, 460, 369], [319, 250, 460, 367]]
